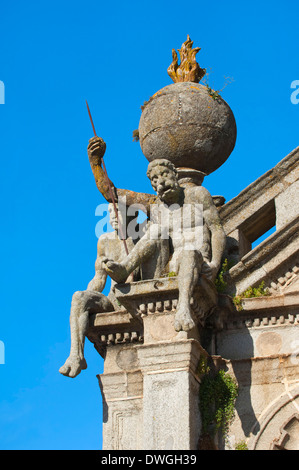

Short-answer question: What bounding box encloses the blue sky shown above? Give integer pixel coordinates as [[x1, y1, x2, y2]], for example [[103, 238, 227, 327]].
[[0, 0, 298, 450]]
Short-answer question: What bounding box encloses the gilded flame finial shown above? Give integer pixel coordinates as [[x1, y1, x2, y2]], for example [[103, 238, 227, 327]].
[[167, 35, 206, 83]]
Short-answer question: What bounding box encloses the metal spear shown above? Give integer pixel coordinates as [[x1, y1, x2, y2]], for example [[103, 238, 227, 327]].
[[86, 100, 129, 256]]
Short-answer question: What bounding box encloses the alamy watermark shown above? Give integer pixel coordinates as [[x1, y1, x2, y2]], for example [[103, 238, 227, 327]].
[[95, 199, 204, 251], [0, 340, 5, 364], [290, 80, 299, 105], [0, 81, 4, 104]]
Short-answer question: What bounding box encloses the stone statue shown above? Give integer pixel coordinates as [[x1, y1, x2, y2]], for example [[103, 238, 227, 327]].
[[61, 35, 234, 378], [59, 198, 170, 378], [87, 136, 226, 332], [59, 203, 139, 378], [82, 36, 236, 335]]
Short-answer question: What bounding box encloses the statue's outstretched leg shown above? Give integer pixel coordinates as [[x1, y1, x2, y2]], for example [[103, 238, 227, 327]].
[[59, 291, 114, 378], [103, 224, 168, 282], [174, 250, 203, 332]]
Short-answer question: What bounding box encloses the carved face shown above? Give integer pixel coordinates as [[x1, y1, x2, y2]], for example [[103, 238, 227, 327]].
[[108, 203, 137, 232], [108, 203, 121, 230], [149, 164, 181, 203]]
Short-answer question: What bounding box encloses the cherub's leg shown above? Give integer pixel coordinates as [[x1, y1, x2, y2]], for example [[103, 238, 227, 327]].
[[59, 291, 113, 378], [103, 224, 166, 283], [174, 250, 203, 332]]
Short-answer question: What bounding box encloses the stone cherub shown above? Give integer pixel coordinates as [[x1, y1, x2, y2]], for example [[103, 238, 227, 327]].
[[59, 199, 168, 378], [59, 203, 139, 378], [88, 136, 226, 332]]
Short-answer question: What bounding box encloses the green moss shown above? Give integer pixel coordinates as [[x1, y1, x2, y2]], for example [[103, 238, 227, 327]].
[[232, 295, 243, 311], [206, 84, 221, 100], [214, 258, 235, 293], [199, 369, 238, 441], [214, 258, 229, 292], [167, 271, 177, 278], [235, 440, 248, 450], [202, 72, 234, 101], [233, 281, 270, 311], [196, 355, 210, 376]]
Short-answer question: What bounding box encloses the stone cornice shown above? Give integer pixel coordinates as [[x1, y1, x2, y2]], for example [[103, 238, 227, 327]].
[[228, 216, 299, 295], [219, 146, 299, 235]]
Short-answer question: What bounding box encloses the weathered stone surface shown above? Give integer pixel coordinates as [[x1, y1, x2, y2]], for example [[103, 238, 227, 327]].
[[87, 143, 299, 451], [219, 146, 299, 252], [275, 179, 299, 230], [113, 276, 218, 325], [255, 385, 299, 450], [65, 40, 299, 450], [102, 157, 226, 334], [94, 305, 209, 450], [216, 304, 299, 361], [60, 203, 141, 378], [227, 218, 299, 296], [217, 357, 299, 450], [87, 310, 143, 358], [138, 82, 237, 175], [142, 368, 200, 450], [217, 147, 299, 297]]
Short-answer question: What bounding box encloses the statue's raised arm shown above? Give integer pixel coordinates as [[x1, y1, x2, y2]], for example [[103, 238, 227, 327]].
[[87, 136, 157, 215]]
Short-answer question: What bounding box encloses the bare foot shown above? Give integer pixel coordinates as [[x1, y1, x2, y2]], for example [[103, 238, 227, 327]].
[[59, 356, 87, 378], [103, 260, 128, 283], [174, 303, 195, 332]]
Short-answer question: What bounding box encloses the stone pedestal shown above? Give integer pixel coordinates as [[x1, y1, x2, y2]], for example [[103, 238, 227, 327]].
[[139, 338, 204, 450], [87, 277, 220, 450], [83, 146, 299, 451]]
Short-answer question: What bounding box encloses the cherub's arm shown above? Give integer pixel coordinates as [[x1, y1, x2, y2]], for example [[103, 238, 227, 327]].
[[87, 136, 156, 215]]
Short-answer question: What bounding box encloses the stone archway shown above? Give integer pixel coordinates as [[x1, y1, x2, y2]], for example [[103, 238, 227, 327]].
[[271, 413, 299, 450], [248, 385, 299, 450]]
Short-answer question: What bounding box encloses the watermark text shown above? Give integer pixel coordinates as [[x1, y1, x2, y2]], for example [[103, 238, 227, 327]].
[[0, 81, 4, 104], [95, 199, 204, 251], [0, 340, 5, 364], [290, 80, 299, 105]]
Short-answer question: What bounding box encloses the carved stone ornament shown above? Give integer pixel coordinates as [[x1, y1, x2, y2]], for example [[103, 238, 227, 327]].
[[272, 414, 299, 450], [167, 35, 206, 84]]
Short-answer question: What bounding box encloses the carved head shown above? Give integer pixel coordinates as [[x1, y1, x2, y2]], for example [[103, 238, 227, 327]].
[[147, 159, 181, 203], [108, 202, 137, 232]]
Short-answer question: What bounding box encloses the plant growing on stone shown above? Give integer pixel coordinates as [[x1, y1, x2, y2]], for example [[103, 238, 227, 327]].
[[214, 258, 235, 293], [202, 70, 234, 101], [196, 354, 210, 376], [233, 281, 270, 311], [167, 271, 177, 278], [235, 440, 248, 450], [214, 258, 229, 292], [199, 369, 238, 442], [132, 129, 140, 142]]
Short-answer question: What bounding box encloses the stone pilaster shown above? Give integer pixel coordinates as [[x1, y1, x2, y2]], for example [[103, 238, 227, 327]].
[[138, 336, 205, 450], [88, 278, 219, 450]]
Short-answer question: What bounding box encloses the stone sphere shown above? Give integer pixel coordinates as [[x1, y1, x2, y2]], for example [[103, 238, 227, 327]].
[[138, 82, 237, 175]]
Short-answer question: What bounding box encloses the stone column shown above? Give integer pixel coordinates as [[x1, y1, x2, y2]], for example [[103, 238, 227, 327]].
[[139, 312, 206, 450], [139, 341, 205, 449], [88, 309, 144, 450], [98, 344, 144, 450], [90, 278, 215, 450], [97, 316, 206, 450]]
